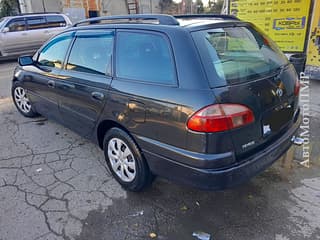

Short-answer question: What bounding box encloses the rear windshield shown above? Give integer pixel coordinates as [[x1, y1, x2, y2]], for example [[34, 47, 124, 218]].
[[192, 25, 289, 86]]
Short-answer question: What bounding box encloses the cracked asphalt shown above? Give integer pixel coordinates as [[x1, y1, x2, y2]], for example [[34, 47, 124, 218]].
[[0, 60, 320, 240]]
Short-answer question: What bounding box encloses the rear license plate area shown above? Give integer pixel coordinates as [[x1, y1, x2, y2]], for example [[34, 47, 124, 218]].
[[262, 106, 293, 137]]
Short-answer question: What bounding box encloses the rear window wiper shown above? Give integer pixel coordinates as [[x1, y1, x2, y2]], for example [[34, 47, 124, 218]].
[[271, 63, 290, 77]]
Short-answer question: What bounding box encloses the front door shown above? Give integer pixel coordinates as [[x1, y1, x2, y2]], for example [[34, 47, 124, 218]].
[[56, 30, 114, 138], [24, 32, 74, 121], [1, 18, 27, 55]]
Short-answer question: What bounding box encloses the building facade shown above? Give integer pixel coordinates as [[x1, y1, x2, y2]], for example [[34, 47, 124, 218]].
[[18, 0, 162, 17]]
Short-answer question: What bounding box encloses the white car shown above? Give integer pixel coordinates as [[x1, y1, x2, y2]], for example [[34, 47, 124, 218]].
[[0, 13, 72, 59]]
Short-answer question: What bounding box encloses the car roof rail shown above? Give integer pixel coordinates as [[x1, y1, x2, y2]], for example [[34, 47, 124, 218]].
[[73, 14, 180, 27], [174, 14, 239, 21], [17, 12, 61, 16]]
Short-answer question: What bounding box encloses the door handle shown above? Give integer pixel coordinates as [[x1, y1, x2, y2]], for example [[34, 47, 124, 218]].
[[47, 80, 55, 88], [91, 92, 104, 101], [61, 82, 75, 89]]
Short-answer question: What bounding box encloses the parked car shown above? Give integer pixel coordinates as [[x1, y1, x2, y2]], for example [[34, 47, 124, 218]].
[[0, 13, 71, 59], [11, 14, 301, 191]]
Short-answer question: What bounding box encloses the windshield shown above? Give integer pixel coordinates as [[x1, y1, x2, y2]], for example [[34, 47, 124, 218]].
[[193, 25, 289, 85]]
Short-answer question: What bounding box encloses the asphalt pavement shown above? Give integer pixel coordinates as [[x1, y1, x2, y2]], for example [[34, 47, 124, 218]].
[[0, 60, 319, 240]]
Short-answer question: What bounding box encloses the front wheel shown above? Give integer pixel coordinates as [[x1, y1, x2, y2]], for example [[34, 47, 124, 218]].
[[103, 128, 153, 191], [12, 82, 38, 118]]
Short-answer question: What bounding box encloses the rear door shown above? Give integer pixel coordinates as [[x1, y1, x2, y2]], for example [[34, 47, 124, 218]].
[[45, 15, 69, 39], [25, 16, 49, 51], [56, 30, 114, 138], [192, 23, 300, 159]]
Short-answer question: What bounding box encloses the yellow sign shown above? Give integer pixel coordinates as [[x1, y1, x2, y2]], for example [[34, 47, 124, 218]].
[[306, 0, 320, 67], [229, 0, 312, 52]]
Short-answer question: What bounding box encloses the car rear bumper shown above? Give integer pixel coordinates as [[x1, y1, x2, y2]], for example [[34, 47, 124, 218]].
[[137, 116, 301, 190]]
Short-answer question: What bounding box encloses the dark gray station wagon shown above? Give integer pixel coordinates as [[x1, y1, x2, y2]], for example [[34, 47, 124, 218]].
[[12, 14, 301, 191]]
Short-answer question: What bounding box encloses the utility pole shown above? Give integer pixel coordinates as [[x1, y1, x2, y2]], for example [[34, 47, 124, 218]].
[[41, 0, 46, 12], [221, 0, 229, 14], [16, 0, 21, 13]]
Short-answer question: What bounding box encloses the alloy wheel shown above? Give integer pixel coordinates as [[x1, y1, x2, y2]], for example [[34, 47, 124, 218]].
[[14, 87, 31, 114]]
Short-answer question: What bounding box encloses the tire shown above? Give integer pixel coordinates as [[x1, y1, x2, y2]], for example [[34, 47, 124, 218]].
[[103, 127, 153, 191], [11, 82, 38, 118]]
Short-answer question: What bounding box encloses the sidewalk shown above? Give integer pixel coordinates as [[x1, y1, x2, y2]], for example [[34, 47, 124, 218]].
[[305, 65, 320, 80]]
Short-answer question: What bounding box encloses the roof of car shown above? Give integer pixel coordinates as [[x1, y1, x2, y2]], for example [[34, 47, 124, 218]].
[[72, 14, 240, 31], [4, 12, 66, 19]]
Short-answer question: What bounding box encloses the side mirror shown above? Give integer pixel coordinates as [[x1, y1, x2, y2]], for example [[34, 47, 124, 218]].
[[18, 56, 34, 66], [2, 27, 9, 33]]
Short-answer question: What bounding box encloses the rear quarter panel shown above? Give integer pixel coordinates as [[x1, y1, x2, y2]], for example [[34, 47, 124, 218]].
[[96, 27, 221, 156]]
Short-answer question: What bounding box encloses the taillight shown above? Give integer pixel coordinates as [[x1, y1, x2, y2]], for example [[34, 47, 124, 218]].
[[294, 79, 300, 96], [187, 104, 255, 133]]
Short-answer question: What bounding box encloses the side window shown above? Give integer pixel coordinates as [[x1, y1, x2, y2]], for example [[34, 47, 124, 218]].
[[27, 17, 46, 30], [46, 15, 67, 28], [37, 33, 72, 68], [6, 19, 26, 32], [66, 33, 114, 75], [116, 31, 176, 85]]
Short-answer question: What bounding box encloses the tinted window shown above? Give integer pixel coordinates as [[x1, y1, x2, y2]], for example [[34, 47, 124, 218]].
[[116, 32, 176, 85], [193, 26, 289, 85], [6, 19, 26, 32], [38, 33, 72, 68], [46, 15, 66, 28], [27, 17, 47, 30], [66, 33, 113, 75]]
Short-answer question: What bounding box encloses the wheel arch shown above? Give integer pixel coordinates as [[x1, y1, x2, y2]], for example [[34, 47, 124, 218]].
[[97, 119, 134, 150]]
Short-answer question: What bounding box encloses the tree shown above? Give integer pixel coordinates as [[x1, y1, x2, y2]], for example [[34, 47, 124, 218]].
[[206, 0, 224, 14], [0, 0, 19, 17], [195, 0, 204, 14], [159, 0, 173, 14]]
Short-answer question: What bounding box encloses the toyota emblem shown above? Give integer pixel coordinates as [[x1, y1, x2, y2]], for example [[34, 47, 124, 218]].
[[276, 88, 283, 97]]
